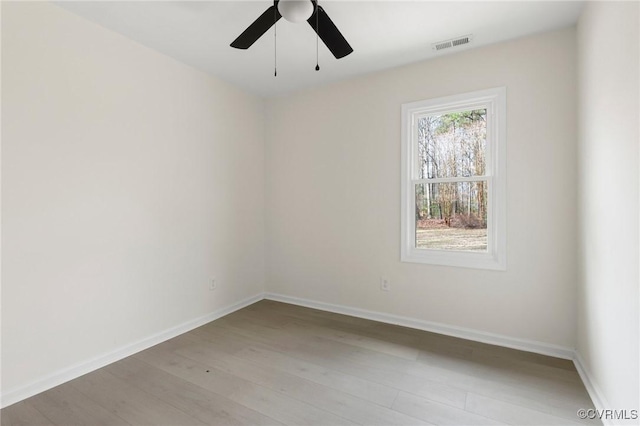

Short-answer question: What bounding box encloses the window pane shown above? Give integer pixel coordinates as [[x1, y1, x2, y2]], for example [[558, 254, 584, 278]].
[[415, 181, 488, 251], [416, 109, 486, 179]]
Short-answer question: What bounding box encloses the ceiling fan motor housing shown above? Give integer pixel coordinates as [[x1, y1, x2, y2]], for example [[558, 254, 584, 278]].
[[278, 0, 315, 23]]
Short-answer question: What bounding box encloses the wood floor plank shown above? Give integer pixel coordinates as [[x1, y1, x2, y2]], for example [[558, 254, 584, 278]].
[[393, 391, 506, 426], [470, 343, 576, 371], [135, 345, 357, 426], [69, 369, 205, 426], [245, 301, 477, 360], [191, 325, 403, 408], [465, 392, 589, 426], [243, 300, 375, 328], [474, 388, 593, 425], [201, 319, 470, 409], [465, 350, 583, 384], [174, 340, 430, 426], [234, 345, 400, 408], [251, 301, 483, 354], [0, 401, 55, 426], [209, 318, 418, 374], [27, 384, 130, 426], [406, 356, 593, 413], [284, 320, 422, 360], [105, 357, 283, 426], [177, 345, 430, 425], [231, 307, 422, 360]]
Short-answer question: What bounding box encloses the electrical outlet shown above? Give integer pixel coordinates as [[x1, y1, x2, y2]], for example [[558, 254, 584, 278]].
[[380, 277, 390, 291], [209, 278, 217, 291]]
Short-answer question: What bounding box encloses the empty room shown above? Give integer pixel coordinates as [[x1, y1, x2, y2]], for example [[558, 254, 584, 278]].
[[1, 1, 638, 425]]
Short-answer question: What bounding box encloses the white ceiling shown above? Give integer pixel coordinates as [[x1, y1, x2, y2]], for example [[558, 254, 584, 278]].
[[55, 1, 584, 97]]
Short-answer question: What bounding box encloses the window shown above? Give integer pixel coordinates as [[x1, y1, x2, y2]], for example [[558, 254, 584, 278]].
[[401, 87, 506, 270]]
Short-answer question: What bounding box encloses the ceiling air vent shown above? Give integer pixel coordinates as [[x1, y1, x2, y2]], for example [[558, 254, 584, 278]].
[[433, 35, 473, 51]]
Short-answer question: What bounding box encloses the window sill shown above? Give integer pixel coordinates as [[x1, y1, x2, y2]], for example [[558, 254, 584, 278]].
[[401, 247, 506, 271]]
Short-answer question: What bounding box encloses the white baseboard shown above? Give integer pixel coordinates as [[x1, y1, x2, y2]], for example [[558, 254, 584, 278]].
[[264, 292, 575, 360], [1, 293, 263, 409], [573, 351, 614, 426]]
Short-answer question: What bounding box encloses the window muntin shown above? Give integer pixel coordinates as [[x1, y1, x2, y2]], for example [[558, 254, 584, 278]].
[[401, 88, 506, 270]]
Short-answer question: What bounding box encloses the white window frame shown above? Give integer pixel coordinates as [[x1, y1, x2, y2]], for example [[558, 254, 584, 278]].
[[400, 87, 506, 270]]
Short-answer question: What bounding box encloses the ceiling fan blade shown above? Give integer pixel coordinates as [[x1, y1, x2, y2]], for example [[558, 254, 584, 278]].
[[307, 6, 353, 59], [231, 4, 281, 49]]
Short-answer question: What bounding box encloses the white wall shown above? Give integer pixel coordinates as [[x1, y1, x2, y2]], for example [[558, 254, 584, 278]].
[[265, 28, 578, 349], [2, 2, 264, 397], [576, 1, 639, 418]]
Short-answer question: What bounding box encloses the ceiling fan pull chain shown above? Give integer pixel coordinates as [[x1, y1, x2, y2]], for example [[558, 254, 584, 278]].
[[315, 1, 320, 71], [274, 3, 277, 77]]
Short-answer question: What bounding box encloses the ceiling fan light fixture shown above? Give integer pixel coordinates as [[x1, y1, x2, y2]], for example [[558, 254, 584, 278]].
[[277, 0, 314, 23]]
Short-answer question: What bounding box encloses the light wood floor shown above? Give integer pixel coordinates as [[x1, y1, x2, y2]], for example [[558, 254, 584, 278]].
[[2, 300, 599, 426]]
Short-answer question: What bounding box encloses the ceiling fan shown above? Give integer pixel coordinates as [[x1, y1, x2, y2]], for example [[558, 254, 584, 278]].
[[230, 0, 353, 60]]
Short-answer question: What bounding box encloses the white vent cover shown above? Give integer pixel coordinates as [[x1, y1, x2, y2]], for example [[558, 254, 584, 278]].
[[433, 35, 473, 51]]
